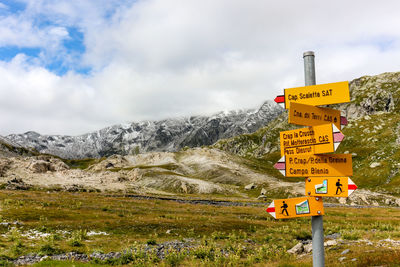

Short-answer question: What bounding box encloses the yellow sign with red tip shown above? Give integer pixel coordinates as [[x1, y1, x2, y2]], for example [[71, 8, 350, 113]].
[[305, 177, 357, 197], [283, 81, 349, 109], [266, 196, 324, 219]]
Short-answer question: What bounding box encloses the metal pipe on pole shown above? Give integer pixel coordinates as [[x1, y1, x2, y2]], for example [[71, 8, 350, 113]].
[[303, 51, 325, 267]]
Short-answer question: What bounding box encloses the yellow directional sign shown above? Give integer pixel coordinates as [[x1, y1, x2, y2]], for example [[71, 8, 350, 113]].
[[283, 81, 349, 109], [266, 196, 324, 219], [288, 102, 342, 129], [274, 154, 353, 177], [305, 177, 357, 197], [280, 123, 344, 156]]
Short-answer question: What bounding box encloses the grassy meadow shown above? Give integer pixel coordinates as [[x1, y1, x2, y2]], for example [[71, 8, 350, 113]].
[[0, 190, 400, 266]]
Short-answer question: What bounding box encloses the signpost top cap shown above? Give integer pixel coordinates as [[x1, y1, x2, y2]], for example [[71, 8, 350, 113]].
[[303, 51, 315, 57]]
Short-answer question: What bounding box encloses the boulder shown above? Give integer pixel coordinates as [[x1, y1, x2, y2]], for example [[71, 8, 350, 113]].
[[244, 183, 256, 190], [324, 240, 337, 246], [30, 160, 51, 173], [370, 162, 381, 168], [287, 242, 304, 254], [304, 243, 313, 253], [6, 177, 30, 190]]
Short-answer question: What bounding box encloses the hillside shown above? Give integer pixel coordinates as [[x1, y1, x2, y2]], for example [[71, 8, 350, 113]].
[[0, 135, 37, 158], [214, 71, 400, 195]]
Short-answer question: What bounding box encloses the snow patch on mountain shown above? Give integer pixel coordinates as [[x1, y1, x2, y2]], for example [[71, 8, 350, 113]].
[[7, 100, 283, 159]]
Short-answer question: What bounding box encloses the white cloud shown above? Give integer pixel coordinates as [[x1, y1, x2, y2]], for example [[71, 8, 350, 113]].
[[2, 0, 400, 135]]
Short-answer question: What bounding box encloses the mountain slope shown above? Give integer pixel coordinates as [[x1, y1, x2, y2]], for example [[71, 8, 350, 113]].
[[7, 101, 282, 159], [214, 71, 400, 194], [0, 135, 37, 157]]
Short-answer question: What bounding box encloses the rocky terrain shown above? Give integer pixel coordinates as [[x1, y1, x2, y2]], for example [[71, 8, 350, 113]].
[[6, 101, 282, 159], [0, 148, 302, 197], [1, 71, 400, 205], [214, 71, 400, 194]]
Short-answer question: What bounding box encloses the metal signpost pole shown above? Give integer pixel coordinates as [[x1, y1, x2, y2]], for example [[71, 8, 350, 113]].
[[303, 51, 325, 267]]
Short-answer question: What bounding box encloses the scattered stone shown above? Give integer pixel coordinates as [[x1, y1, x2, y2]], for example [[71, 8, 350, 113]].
[[105, 162, 114, 168], [257, 188, 267, 199], [341, 249, 350, 255], [351, 258, 357, 262], [29, 160, 51, 173], [63, 184, 85, 192], [12, 239, 197, 265], [166, 229, 172, 234], [6, 177, 30, 190], [303, 243, 313, 253], [180, 182, 188, 194], [338, 256, 347, 262], [244, 183, 256, 190], [370, 162, 381, 168], [40, 255, 49, 262], [287, 242, 304, 254], [326, 233, 341, 240], [372, 201, 380, 206], [324, 240, 337, 247], [86, 231, 109, 236]]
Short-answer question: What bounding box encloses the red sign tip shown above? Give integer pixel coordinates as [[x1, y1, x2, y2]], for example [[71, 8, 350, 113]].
[[274, 95, 285, 103]]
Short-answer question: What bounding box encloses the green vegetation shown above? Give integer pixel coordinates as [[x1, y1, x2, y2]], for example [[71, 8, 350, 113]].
[[63, 158, 106, 170], [1, 190, 400, 266]]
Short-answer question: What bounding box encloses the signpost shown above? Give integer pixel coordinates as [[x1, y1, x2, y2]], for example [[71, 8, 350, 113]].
[[274, 81, 350, 109], [280, 123, 344, 156], [288, 102, 347, 130], [266, 196, 324, 219], [274, 154, 353, 177], [266, 51, 357, 267], [305, 177, 357, 197]]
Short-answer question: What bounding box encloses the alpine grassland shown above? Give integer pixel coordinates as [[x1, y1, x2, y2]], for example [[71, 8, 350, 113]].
[[1, 190, 400, 266]]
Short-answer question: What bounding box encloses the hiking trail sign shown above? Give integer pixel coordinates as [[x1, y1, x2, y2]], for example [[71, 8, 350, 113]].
[[288, 102, 347, 130], [280, 123, 344, 156], [274, 154, 353, 177], [266, 196, 324, 219], [305, 177, 357, 197], [268, 51, 356, 267], [274, 81, 350, 109]]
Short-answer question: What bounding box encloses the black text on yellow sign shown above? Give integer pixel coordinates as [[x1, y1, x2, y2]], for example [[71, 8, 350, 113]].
[[280, 123, 343, 156], [288, 102, 342, 129], [284, 81, 350, 109], [274, 154, 353, 177]]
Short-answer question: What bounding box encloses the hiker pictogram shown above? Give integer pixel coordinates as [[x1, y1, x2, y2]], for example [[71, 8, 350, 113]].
[[281, 201, 289, 216], [335, 179, 343, 195]]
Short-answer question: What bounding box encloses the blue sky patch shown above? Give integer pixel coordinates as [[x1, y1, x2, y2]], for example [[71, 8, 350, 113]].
[[64, 27, 86, 54], [0, 46, 41, 61], [0, 0, 26, 14]]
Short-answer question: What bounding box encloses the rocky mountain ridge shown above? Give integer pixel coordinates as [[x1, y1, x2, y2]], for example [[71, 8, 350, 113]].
[[214, 71, 400, 194], [6, 101, 282, 159]]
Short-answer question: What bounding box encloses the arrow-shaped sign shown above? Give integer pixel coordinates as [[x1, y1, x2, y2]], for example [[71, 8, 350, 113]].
[[305, 177, 357, 197], [266, 196, 324, 219], [274, 81, 350, 109], [274, 154, 353, 177], [287, 102, 347, 130], [280, 123, 344, 156]]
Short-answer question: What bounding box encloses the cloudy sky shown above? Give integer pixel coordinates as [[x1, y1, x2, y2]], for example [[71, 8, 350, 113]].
[[1, 0, 400, 136]]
